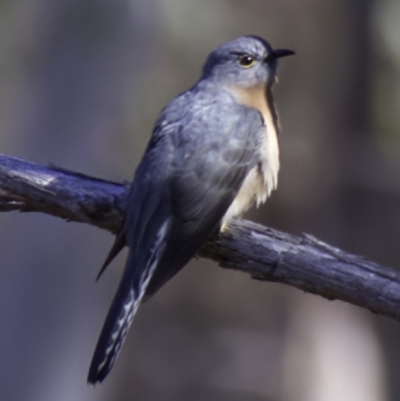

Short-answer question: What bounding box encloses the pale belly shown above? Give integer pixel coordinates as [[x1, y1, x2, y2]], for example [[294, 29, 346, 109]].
[[220, 125, 280, 231]]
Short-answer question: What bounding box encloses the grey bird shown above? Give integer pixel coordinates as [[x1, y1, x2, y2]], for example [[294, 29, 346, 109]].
[[88, 35, 294, 384]]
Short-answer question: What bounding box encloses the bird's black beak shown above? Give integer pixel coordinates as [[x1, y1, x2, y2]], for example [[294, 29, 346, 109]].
[[266, 49, 295, 62]]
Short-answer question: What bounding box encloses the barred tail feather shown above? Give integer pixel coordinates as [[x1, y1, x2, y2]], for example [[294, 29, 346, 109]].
[[88, 220, 170, 384], [88, 279, 140, 384]]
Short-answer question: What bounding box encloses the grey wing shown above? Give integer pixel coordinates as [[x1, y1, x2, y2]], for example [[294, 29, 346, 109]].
[[144, 104, 263, 296]]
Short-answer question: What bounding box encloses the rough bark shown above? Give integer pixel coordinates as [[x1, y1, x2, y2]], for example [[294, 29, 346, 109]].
[[1, 153, 399, 322]]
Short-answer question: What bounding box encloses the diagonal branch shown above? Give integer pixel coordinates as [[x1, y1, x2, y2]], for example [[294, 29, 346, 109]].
[[1, 154, 399, 322]]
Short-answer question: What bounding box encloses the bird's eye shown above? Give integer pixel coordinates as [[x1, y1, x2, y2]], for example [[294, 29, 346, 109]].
[[238, 55, 256, 68]]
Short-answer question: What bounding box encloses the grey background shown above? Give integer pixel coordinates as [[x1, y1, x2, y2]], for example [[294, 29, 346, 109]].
[[0, 0, 398, 400]]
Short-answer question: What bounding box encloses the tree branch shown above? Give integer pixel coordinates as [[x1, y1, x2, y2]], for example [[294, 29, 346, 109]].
[[1, 154, 399, 322]]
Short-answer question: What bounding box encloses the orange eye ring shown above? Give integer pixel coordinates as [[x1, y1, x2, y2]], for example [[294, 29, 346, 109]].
[[238, 54, 256, 68]]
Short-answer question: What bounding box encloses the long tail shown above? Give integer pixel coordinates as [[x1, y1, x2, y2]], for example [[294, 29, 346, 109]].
[[88, 219, 170, 384], [87, 264, 141, 384]]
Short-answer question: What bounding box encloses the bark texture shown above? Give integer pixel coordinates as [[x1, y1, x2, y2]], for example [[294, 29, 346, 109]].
[[1, 153, 399, 322]]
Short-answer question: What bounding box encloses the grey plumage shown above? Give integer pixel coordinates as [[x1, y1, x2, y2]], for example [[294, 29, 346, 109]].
[[88, 35, 294, 384]]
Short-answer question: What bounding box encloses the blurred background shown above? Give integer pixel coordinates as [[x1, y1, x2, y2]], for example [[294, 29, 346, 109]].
[[0, 0, 399, 400]]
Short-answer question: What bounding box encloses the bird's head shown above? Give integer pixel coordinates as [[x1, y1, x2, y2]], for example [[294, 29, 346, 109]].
[[202, 35, 294, 88]]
